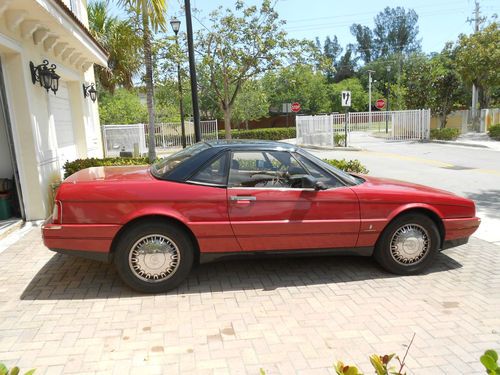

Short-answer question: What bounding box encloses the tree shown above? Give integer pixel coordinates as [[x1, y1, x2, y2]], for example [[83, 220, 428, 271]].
[[118, 0, 168, 161], [88, 0, 142, 92], [232, 80, 269, 129], [350, 24, 373, 63], [315, 36, 342, 82], [428, 45, 465, 127], [455, 22, 500, 109], [197, 0, 288, 138], [400, 53, 433, 110], [333, 45, 358, 83], [99, 89, 148, 124], [351, 7, 421, 62], [263, 64, 330, 115], [329, 78, 369, 113]]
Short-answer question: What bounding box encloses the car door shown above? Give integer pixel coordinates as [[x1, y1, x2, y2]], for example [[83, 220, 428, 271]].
[[227, 150, 360, 251]]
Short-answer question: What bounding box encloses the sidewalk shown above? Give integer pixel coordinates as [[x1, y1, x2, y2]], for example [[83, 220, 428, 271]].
[[429, 132, 500, 151]]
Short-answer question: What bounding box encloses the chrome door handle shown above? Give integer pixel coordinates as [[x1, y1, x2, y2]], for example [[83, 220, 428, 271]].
[[229, 196, 256, 201]]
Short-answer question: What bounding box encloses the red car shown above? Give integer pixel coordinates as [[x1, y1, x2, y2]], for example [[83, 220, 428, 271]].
[[42, 140, 480, 293]]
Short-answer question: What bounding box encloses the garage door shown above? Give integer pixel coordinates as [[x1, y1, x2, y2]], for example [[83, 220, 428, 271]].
[[48, 82, 77, 168]]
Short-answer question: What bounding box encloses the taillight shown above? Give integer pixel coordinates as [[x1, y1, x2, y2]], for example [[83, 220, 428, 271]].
[[52, 200, 62, 224]]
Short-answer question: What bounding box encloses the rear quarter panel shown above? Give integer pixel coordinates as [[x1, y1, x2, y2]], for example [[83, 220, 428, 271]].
[[57, 179, 239, 252]]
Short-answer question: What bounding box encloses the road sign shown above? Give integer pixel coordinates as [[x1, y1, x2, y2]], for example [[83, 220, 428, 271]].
[[291, 102, 301, 113], [341, 91, 351, 107], [376, 99, 386, 110]]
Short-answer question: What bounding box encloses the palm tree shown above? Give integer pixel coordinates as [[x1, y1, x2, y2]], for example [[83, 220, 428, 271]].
[[88, 1, 142, 92], [117, 0, 168, 162]]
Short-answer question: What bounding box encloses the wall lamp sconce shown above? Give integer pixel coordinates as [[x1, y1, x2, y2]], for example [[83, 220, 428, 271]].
[[82, 83, 97, 102], [29, 60, 60, 94]]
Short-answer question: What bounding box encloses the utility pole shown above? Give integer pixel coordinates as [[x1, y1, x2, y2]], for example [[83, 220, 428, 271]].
[[367, 70, 375, 130], [184, 0, 201, 142], [467, 0, 486, 127]]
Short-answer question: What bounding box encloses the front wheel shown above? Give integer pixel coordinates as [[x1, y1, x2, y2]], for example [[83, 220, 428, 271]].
[[374, 214, 440, 275], [114, 222, 194, 293]]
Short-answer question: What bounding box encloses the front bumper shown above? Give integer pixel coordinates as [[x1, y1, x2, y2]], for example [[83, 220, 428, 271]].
[[443, 217, 481, 241], [42, 217, 121, 262]]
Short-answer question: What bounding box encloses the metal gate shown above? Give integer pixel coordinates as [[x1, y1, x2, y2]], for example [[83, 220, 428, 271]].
[[296, 109, 430, 148], [102, 120, 218, 157]]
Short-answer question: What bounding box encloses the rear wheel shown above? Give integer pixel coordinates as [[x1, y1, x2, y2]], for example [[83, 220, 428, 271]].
[[114, 222, 194, 293], [374, 213, 440, 275]]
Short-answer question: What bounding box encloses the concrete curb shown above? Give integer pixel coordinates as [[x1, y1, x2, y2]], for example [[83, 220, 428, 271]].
[[425, 140, 490, 149]]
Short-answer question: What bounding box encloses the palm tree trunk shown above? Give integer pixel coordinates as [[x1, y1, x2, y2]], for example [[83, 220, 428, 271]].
[[142, 1, 156, 162]]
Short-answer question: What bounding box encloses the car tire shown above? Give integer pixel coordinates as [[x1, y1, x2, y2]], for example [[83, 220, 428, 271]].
[[114, 221, 194, 293], [374, 213, 440, 275]]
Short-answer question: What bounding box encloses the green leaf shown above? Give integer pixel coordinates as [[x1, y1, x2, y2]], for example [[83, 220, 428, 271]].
[[23, 370, 36, 375], [344, 366, 360, 375], [259, 369, 266, 375], [0, 363, 8, 375], [370, 355, 386, 375], [481, 354, 498, 371], [485, 350, 499, 363], [8, 367, 19, 375]]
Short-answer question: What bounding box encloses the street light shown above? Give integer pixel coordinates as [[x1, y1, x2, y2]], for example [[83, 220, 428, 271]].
[[367, 70, 375, 130], [385, 65, 391, 134], [170, 17, 186, 148]]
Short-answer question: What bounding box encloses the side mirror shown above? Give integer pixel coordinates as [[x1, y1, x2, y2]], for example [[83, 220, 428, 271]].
[[301, 175, 327, 190]]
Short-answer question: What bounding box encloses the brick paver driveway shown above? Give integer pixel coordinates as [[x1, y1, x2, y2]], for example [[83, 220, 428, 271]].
[[1, 227, 499, 374]]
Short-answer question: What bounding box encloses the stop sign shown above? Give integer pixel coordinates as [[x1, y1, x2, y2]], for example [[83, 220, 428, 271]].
[[375, 99, 386, 110], [291, 102, 301, 113]]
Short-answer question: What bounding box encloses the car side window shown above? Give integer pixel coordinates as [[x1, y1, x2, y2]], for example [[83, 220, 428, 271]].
[[229, 151, 308, 188], [189, 152, 229, 186], [294, 153, 344, 188]]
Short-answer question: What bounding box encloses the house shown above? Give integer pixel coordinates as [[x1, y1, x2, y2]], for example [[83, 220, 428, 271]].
[[0, 0, 107, 221]]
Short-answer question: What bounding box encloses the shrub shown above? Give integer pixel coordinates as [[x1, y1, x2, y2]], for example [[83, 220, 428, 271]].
[[430, 128, 460, 140], [323, 159, 369, 174], [488, 124, 500, 140], [63, 157, 149, 178], [218, 127, 296, 141], [334, 133, 346, 147]]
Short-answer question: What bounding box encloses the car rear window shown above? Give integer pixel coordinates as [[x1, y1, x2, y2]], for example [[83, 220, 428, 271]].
[[151, 142, 210, 177]]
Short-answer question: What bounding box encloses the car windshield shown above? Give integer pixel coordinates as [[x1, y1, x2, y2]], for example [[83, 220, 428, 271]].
[[150, 142, 210, 178], [298, 149, 365, 186]]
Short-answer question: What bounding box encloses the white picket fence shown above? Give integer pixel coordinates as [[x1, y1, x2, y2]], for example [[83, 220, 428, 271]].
[[296, 109, 430, 148], [102, 120, 218, 157]]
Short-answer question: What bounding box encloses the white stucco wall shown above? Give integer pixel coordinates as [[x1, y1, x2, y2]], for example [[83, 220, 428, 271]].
[[0, 0, 104, 220]]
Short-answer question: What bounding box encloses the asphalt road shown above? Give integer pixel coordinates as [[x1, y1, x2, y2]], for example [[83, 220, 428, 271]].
[[307, 132, 500, 245]]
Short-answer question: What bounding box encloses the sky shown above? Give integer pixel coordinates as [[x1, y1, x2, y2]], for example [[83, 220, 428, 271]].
[[108, 0, 499, 54]]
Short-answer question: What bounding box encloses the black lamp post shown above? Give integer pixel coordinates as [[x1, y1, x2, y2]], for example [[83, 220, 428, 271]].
[[184, 0, 201, 142], [385, 65, 391, 134], [170, 17, 187, 148]]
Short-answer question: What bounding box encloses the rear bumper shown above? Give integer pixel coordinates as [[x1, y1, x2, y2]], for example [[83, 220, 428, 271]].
[[42, 217, 121, 262], [443, 217, 480, 241]]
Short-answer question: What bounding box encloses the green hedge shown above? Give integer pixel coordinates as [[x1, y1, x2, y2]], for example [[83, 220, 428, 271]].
[[63, 156, 368, 178], [63, 157, 149, 178], [430, 128, 460, 140], [488, 124, 500, 140], [323, 159, 369, 174], [218, 127, 296, 140]]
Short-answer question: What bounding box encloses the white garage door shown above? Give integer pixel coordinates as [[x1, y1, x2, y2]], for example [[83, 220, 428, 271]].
[[48, 82, 77, 168]]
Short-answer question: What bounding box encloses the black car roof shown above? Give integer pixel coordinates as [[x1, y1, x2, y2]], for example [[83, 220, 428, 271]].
[[204, 139, 297, 151]]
